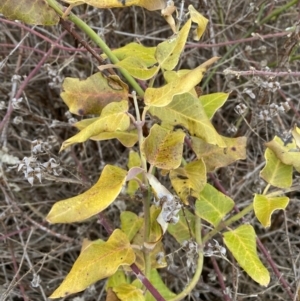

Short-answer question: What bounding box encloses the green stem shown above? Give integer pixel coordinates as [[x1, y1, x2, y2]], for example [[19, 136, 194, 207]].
[[202, 203, 254, 245], [169, 216, 203, 301], [132, 93, 151, 280], [46, 0, 144, 97]]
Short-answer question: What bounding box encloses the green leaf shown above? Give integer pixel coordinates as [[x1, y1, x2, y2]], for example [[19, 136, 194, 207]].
[[191, 135, 247, 171], [121, 211, 143, 242], [107, 42, 157, 67], [260, 148, 293, 188], [144, 57, 219, 107], [223, 225, 270, 286], [155, 19, 191, 71], [188, 5, 208, 40], [61, 73, 128, 116], [170, 159, 206, 205], [253, 194, 289, 228], [199, 92, 229, 119], [106, 270, 127, 289], [127, 151, 142, 196], [168, 209, 195, 244], [195, 184, 234, 227], [46, 165, 127, 223], [141, 124, 185, 170], [116, 56, 159, 80], [0, 0, 59, 25], [113, 283, 145, 301], [149, 93, 226, 147], [60, 101, 130, 151], [266, 136, 300, 172], [145, 269, 176, 301], [49, 229, 135, 298]]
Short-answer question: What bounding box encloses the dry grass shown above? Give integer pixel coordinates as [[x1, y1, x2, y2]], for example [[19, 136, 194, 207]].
[[1, 1, 300, 300]]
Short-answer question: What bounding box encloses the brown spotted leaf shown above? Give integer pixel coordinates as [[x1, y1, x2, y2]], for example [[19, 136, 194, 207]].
[[0, 0, 59, 25], [61, 73, 128, 116]]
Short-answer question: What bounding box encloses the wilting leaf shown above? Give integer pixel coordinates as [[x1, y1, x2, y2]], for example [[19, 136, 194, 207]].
[[46, 165, 127, 223], [144, 57, 219, 107], [60, 101, 130, 151], [260, 148, 293, 188], [121, 211, 143, 242], [292, 125, 300, 149], [155, 19, 191, 71], [266, 136, 300, 172], [188, 5, 208, 40], [149, 93, 226, 147], [253, 194, 289, 228], [199, 92, 229, 119], [49, 229, 135, 298], [61, 0, 166, 11], [170, 160, 206, 205], [195, 184, 234, 227], [0, 0, 59, 25], [141, 124, 185, 170], [191, 135, 247, 171], [223, 225, 270, 286], [61, 73, 128, 116]]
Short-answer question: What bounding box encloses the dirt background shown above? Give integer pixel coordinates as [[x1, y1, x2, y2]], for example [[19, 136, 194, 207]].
[[1, 0, 300, 300]]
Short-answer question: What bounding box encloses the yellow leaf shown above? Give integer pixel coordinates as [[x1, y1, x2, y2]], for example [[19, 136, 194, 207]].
[[105, 42, 157, 67], [60, 101, 130, 151], [144, 57, 219, 107], [61, 73, 128, 116], [141, 124, 185, 170], [89, 130, 138, 148], [61, 0, 166, 11], [199, 92, 229, 119], [113, 283, 145, 301], [188, 5, 208, 40], [191, 135, 247, 170], [266, 136, 300, 172], [116, 56, 159, 80], [49, 229, 135, 298], [260, 148, 293, 188], [292, 125, 300, 149], [223, 225, 270, 286], [253, 194, 289, 228], [195, 184, 234, 227], [170, 159, 206, 205], [155, 19, 191, 71], [149, 93, 226, 147], [46, 165, 127, 223]]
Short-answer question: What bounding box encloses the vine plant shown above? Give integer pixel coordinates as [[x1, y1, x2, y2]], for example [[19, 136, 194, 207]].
[[2, 0, 300, 300]]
